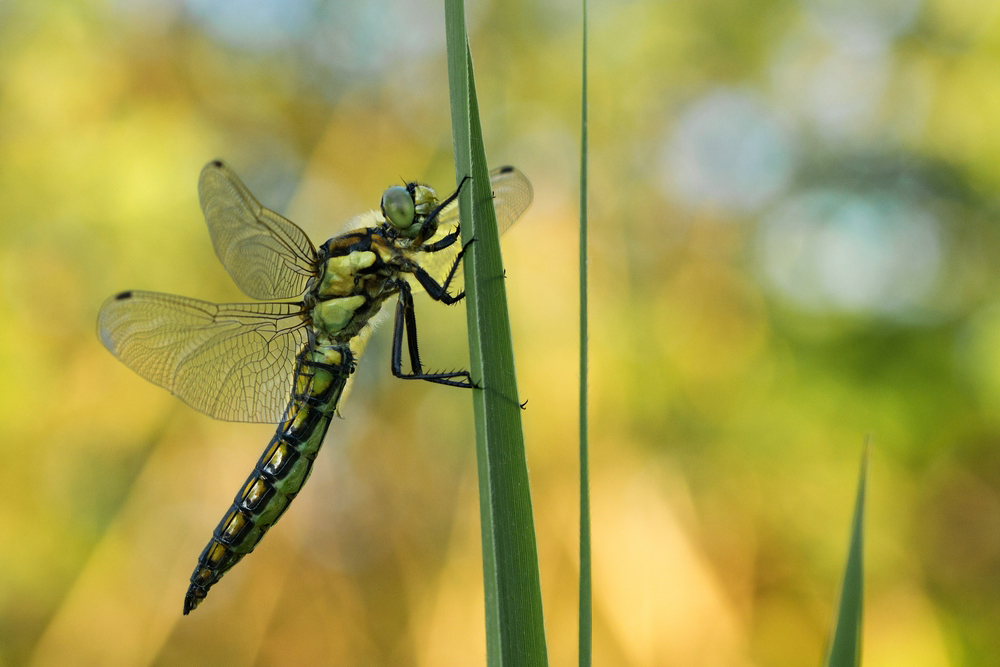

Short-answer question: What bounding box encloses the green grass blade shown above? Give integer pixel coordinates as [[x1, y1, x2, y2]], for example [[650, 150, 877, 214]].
[[578, 0, 591, 666], [444, 2, 549, 666], [824, 440, 870, 667]]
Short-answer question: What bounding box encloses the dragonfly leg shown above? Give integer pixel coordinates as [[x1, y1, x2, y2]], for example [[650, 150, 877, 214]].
[[418, 174, 471, 240], [411, 237, 474, 305], [441, 238, 475, 294], [391, 280, 476, 388], [422, 227, 460, 253]]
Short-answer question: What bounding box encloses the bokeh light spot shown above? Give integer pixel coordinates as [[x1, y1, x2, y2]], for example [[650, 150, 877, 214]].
[[184, 0, 320, 50], [660, 89, 794, 215], [757, 189, 943, 319]]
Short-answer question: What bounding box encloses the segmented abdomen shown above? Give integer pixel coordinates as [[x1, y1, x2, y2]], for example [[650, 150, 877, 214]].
[[183, 343, 353, 614]]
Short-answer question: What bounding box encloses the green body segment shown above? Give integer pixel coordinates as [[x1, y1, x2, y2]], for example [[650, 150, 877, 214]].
[[183, 240, 393, 614], [183, 341, 353, 614]]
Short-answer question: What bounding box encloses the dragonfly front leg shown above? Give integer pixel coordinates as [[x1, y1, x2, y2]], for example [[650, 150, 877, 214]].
[[391, 280, 475, 388], [417, 175, 471, 241]]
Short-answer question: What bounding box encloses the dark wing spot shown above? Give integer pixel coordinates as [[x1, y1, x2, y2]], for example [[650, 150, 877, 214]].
[[210, 159, 224, 168], [115, 291, 133, 300], [497, 165, 514, 174]]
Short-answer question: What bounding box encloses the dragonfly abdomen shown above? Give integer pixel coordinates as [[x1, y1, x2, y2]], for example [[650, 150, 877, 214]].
[[183, 342, 353, 614]]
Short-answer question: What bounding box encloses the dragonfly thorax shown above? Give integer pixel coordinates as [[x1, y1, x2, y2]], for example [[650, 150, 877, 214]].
[[308, 233, 400, 342]]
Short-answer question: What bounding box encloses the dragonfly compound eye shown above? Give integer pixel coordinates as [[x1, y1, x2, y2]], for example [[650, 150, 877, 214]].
[[381, 186, 415, 231]]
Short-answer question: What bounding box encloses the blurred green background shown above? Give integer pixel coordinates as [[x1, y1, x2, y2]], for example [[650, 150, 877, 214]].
[[1, 0, 999, 665]]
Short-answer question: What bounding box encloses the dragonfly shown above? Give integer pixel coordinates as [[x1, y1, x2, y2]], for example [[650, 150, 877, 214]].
[[98, 159, 531, 614]]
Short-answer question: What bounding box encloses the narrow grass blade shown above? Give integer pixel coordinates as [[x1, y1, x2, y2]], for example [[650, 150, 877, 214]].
[[824, 440, 870, 667], [578, 0, 592, 666], [444, 2, 548, 665]]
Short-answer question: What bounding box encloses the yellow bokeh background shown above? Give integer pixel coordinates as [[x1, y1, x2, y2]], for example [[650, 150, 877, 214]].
[[1, 0, 999, 665]]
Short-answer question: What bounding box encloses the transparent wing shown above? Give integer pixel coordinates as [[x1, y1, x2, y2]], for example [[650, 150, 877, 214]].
[[432, 165, 533, 239], [98, 290, 309, 423], [199, 160, 318, 300], [416, 165, 533, 288]]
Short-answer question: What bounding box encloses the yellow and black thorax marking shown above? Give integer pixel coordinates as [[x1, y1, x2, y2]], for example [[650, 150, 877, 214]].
[[306, 227, 419, 342]]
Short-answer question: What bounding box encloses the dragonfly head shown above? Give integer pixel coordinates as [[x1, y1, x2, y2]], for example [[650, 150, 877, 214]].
[[381, 183, 439, 241], [381, 186, 415, 233]]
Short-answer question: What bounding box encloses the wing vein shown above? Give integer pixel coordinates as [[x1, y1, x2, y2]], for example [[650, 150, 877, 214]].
[[98, 291, 309, 423]]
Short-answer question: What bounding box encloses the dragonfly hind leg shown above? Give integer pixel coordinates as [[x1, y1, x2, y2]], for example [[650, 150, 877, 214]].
[[391, 280, 476, 388]]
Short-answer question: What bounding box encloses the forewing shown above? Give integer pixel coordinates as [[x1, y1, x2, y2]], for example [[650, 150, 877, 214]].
[[430, 165, 533, 239], [98, 290, 309, 423], [486, 165, 534, 236], [199, 160, 318, 300], [416, 165, 533, 288]]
